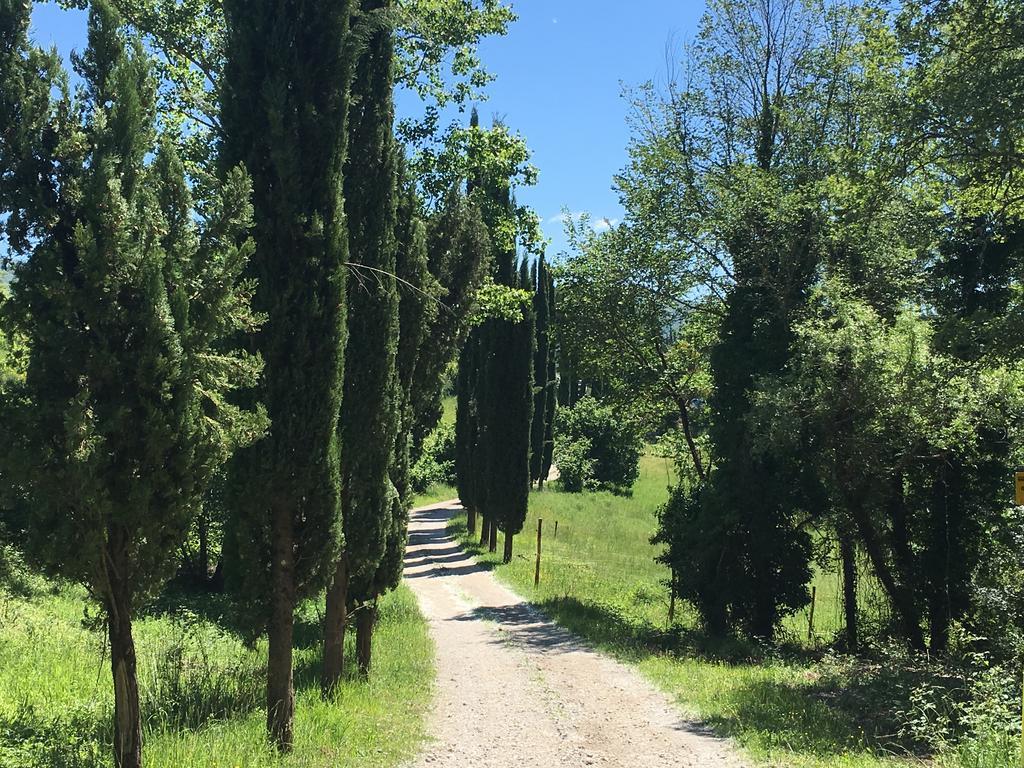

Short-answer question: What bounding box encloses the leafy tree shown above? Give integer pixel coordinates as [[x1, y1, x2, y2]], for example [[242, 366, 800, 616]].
[[553, 396, 642, 494], [624, 0, 910, 639], [53, 0, 517, 190], [0, 4, 264, 765], [751, 280, 1024, 652], [219, 0, 353, 749], [556, 219, 717, 482]]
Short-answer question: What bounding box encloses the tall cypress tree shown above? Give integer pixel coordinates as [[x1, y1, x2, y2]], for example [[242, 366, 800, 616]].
[[0, 5, 264, 765], [530, 254, 552, 487], [541, 272, 558, 484], [479, 240, 534, 562], [350, 161, 435, 676], [323, 0, 399, 691], [455, 332, 483, 535], [220, 0, 354, 748], [413, 189, 491, 456]]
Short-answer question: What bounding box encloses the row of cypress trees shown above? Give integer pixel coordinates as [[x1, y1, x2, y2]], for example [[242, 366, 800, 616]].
[[454, 196, 557, 563], [0, 1, 495, 765]]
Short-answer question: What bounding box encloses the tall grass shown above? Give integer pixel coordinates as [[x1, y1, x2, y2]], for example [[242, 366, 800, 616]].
[[449, 452, 1022, 768], [0, 582, 433, 768]]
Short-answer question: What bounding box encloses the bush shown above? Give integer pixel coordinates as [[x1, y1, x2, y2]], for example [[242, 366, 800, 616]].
[[411, 421, 456, 493], [553, 397, 641, 493]]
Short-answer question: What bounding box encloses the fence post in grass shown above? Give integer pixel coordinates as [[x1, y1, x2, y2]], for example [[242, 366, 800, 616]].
[[554, 520, 558, 539], [535, 518, 543, 587], [808, 585, 817, 642], [668, 568, 676, 626]]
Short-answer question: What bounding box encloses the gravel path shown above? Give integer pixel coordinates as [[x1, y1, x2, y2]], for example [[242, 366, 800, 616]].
[[403, 500, 748, 768]]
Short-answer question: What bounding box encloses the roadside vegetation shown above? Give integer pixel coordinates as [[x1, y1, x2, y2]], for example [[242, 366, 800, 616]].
[[0, 567, 432, 768], [451, 454, 1021, 768]]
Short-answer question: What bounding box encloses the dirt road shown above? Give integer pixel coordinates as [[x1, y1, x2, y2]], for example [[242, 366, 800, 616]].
[[403, 500, 748, 768]]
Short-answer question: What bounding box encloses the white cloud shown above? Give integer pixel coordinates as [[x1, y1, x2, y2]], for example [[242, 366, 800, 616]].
[[591, 217, 619, 233]]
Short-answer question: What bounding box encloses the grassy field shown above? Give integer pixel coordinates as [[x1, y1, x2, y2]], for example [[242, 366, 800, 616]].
[[449, 453, 1019, 768], [0, 579, 433, 768]]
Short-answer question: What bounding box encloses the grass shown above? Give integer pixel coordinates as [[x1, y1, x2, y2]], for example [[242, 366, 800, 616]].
[[412, 484, 457, 508], [0, 580, 433, 768], [449, 452, 1021, 768]]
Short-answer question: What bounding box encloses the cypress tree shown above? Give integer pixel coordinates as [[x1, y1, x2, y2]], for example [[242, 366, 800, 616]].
[[530, 254, 552, 487], [478, 252, 534, 563], [455, 332, 483, 535], [220, 0, 354, 748], [323, 0, 399, 691], [0, 5, 264, 765], [541, 272, 558, 484], [413, 190, 491, 456]]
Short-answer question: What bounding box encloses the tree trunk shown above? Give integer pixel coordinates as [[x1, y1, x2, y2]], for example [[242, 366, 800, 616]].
[[927, 463, 953, 654], [849, 498, 925, 651], [466, 507, 476, 537], [198, 512, 209, 583], [106, 573, 142, 768], [488, 520, 498, 553], [356, 601, 377, 678], [322, 555, 349, 695], [479, 515, 489, 547], [502, 531, 513, 564], [887, 473, 919, 608], [267, 509, 296, 751], [210, 557, 225, 593], [839, 529, 858, 653], [673, 396, 706, 482]]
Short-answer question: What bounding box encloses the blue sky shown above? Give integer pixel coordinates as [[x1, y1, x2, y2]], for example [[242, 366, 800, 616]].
[[28, 1, 706, 255]]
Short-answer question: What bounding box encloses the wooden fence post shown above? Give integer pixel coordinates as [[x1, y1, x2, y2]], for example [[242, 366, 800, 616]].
[[668, 568, 676, 625], [554, 520, 558, 539], [808, 585, 817, 641], [534, 519, 543, 587]]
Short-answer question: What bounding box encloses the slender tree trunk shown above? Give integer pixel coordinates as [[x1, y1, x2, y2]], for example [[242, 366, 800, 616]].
[[322, 556, 349, 695], [839, 529, 858, 653], [198, 512, 209, 583], [106, 569, 142, 768], [267, 509, 296, 751], [848, 498, 925, 651], [356, 601, 377, 678], [488, 520, 498, 553], [927, 464, 952, 653], [887, 473, 918, 605], [466, 507, 477, 537], [503, 531, 513, 564], [673, 396, 706, 482], [479, 515, 489, 547], [211, 557, 225, 593]]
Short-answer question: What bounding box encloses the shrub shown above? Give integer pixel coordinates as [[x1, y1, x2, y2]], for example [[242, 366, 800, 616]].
[[411, 421, 456, 493], [553, 397, 641, 493]]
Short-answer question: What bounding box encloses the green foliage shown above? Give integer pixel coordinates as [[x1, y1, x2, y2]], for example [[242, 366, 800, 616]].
[[452, 458, 1022, 768], [411, 421, 456, 494], [342, 0, 401, 607], [220, 0, 352, 621], [553, 397, 642, 494], [411, 187, 490, 453], [466, 277, 531, 326], [0, 0, 263, 607], [0, 584, 433, 767]]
